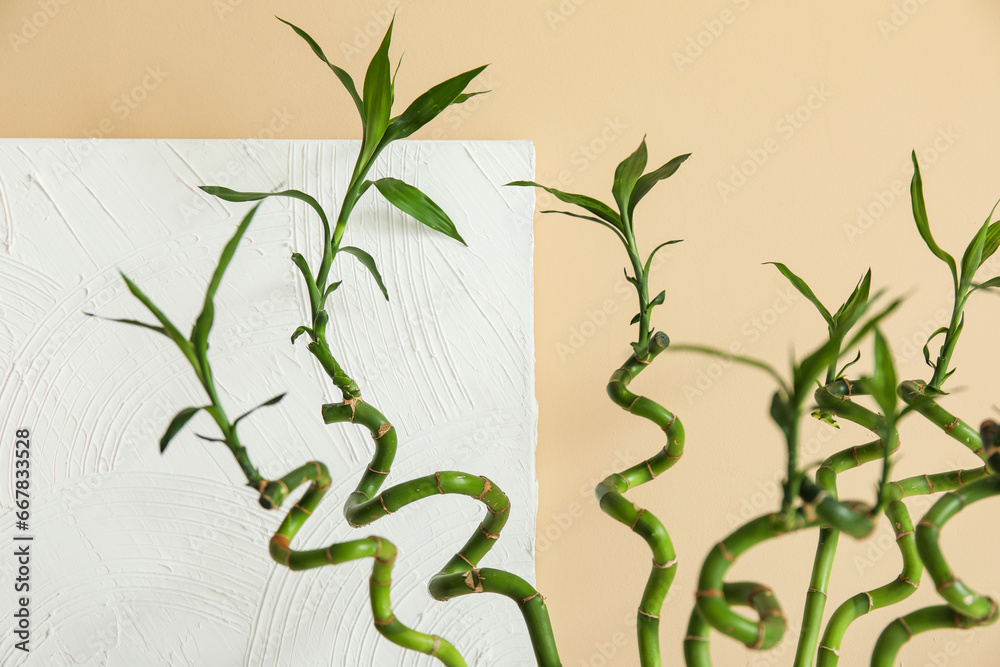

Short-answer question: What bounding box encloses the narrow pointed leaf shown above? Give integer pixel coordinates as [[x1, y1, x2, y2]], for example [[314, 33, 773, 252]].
[[234, 393, 287, 427], [982, 220, 1000, 266], [973, 276, 1000, 291], [960, 220, 990, 289], [194, 433, 226, 443], [361, 20, 394, 158], [191, 203, 262, 356], [644, 240, 682, 277], [836, 350, 861, 378], [276, 17, 365, 124], [453, 90, 490, 105], [612, 137, 647, 216], [200, 188, 330, 240], [290, 252, 321, 313], [630, 313, 641, 325], [540, 209, 626, 241], [922, 326, 949, 368], [322, 280, 343, 301], [369, 177, 465, 244], [870, 329, 898, 414], [380, 65, 488, 146], [910, 152, 957, 278], [341, 246, 389, 300], [647, 290, 666, 312], [833, 269, 872, 330], [766, 262, 832, 325], [84, 312, 166, 337], [628, 153, 690, 218], [507, 181, 622, 231], [119, 272, 197, 369], [161, 407, 204, 453], [291, 326, 313, 344]]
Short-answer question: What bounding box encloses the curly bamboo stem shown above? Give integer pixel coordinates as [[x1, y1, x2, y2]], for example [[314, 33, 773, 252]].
[[600, 331, 684, 666]]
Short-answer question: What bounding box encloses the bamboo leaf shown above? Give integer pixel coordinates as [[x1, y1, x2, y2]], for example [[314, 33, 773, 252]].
[[160, 407, 204, 453], [960, 220, 990, 290], [836, 350, 861, 378], [368, 177, 466, 244], [361, 19, 394, 160], [832, 269, 872, 330], [922, 326, 949, 369], [84, 312, 166, 337], [341, 246, 389, 300], [323, 280, 343, 300], [119, 272, 197, 369], [540, 209, 626, 242], [982, 219, 1000, 266], [190, 204, 262, 356], [291, 326, 313, 344], [234, 393, 287, 427], [630, 313, 641, 325], [973, 276, 1000, 291], [910, 152, 957, 279], [612, 137, 648, 217], [628, 153, 690, 219], [276, 17, 365, 124], [453, 90, 490, 105], [380, 65, 488, 146], [869, 329, 898, 415], [200, 187, 331, 240], [765, 262, 833, 326], [507, 181, 623, 231], [646, 290, 666, 316], [290, 252, 321, 311], [669, 343, 789, 394], [643, 240, 682, 277]]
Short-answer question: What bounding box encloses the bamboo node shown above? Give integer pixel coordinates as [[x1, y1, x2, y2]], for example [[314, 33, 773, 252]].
[[936, 576, 957, 592], [435, 471, 445, 495], [947, 490, 966, 508], [627, 395, 641, 413], [378, 494, 392, 515], [864, 591, 873, 611], [695, 589, 723, 598], [898, 617, 913, 638], [684, 635, 709, 643], [852, 445, 861, 467], [748, 585, 770, 604], [367, 465, 389, 475], [819, 645, 840, 657], [463, 569, 484, 594], [895, 529, 914, 540], [662, 414, 677, 431], [614, 472, 630, 491], [898, 575, 917, 588], [343, 396, 363, 421], [749, 621, 766, 650], [488, 497, 511, 514], [925, 474, 935, 492], [373, 614, 395, 626], [945, 417, 960, 433], [369, 577, 392, 586], [631, 508, 646, 530], [375, 423, 392, 440], [271, 534, 291, 550], [918, 519, 938, 531], [475, 477, 493, 500], [293, 502, 312, 516], [478, 523, 499, 540], [807, 587, 827, 598], [637, 609, 659, 621], [316, 482, 331, 492], [430, 636, 442, 656], [257, 480, 268, 494], [645, 459, 658, 479], [653, 558, 677, 569], [520, 592, 540, 605], [456, 553, 473, 568], [716, 542, 735, 563], [325, 547, 334, 565]]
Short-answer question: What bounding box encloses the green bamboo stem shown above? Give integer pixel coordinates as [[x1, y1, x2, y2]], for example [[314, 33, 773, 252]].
[[694, 510, 818, 653], [683, 582, 785, 666], [870, 604, 998, 667], [313, 340, 561, 667], [258, 461, 466, 665], [868, 476, 1000, 666], [600, 331, 684, 666], [816, 501, 920, 667], [898, 380, 985, 459]]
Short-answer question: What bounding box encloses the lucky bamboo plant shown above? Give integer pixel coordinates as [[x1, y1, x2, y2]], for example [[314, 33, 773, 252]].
[[98, 18, 561, 666], [514, 144, 1000, 665]]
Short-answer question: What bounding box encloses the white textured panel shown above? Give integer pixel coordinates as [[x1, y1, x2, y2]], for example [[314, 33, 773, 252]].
[[0, 139, 537, 666]]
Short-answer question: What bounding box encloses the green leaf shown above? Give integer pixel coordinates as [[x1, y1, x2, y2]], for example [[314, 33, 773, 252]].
[[119, 272, 198, 370], [630, 313, 641, 325], [628, 153, 690, 219], [612, 137, 647, 217], [922, 326, 949, 369], [341, 246, 389, 300], [540, 209, 626, 242], [960, 220, 990, 290], [973, 276, 1000, 291], [643, 240, 682, 277], [646, 290, 666, 315], [453, 90, 490, 105], [982, 220, 1000, 266], [361, 19, 394, 161], [765, 262, 832, 326], [322, 280, 343, 301], [507, 181, 623, 231], [190, 203, 262, 356], [234, 393, 287, 427], [669, 343, 788, 394], [290, 252, 321, 313], [870, 329, 898, 415], [84, 312, 166, 337], [811, 409, 840, 428], [832, 269, 872, 331], [276, 17, 365, 124], [910, 151, 957, 280], [380, 65, 488, 146], [161, 407, 204, 453], [836, 350, 861, 378], [200, 188, 331, 241], [291, 326, 313, 344], [368, 177, 466, 244]]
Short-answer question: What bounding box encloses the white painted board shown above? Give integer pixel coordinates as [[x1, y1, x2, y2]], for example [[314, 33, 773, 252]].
[[0, 139, 537, 666]]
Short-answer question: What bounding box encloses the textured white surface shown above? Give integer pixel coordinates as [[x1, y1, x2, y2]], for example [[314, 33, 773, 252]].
[[0, 139, 537, 666]]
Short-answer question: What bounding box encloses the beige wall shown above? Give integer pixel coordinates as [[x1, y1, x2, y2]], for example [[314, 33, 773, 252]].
[[4, 1, 1000, 664]]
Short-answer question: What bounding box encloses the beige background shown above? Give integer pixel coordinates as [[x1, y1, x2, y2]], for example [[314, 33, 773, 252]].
[[4, 1, 1000, 665]]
